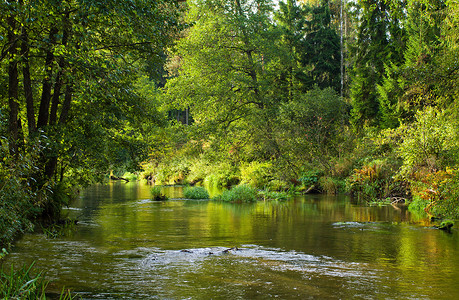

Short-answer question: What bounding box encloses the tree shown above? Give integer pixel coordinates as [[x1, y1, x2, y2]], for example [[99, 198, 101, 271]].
[[273, 0, 308, 100], [302, 0, 341, 91], [347, 0, 406, 127], [377, 0, 447, 128], [165, 0, 278, 161], [0, 0, 182, 189]]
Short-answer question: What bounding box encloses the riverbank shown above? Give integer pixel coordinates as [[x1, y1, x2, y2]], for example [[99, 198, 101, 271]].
[[3, 182, 458, 299], [138, 124, 459, 222]]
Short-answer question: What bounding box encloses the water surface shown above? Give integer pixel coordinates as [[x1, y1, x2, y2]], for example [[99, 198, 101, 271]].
[[4, 182, 459, 299]]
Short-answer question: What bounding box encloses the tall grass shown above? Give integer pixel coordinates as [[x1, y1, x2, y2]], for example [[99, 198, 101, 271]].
[[0, 262, 77, 299], [151, 186, 168, 201], [213, 185, 258, 202], [183, 186, 210, 199]]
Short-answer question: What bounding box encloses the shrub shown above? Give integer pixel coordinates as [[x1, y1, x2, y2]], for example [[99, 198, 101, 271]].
[[240, 161, 273, 188], [213, 185, 258, 202], [318, 176, 345, 194], [346, 159, 396, 201], [183, 186, 210, 199], [0, 139, 41, 247], [267, 179, 291, 191], [203, 162, 240, 188], [298, 170, 323, 188], [412, 169, 459, 219], [257, 190, 291, 201], [407, 196, 430, 218], [151, 186, 167, 201], [186, 157, 212, 184], [397, 107, 457, 176]]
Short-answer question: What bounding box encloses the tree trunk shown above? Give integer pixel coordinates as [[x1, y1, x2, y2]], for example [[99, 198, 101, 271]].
[[50, 13, 70, 125], [58, 84, 73, 125], [7, 14, 20, 154], [21, 27, 36, 135], [37, 27, 58, 129]]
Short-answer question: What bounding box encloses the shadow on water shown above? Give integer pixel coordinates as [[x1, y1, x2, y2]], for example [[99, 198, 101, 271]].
[[3, 181, 459, 299]]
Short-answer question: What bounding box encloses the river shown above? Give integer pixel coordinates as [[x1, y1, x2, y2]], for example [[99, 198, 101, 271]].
[[3, 181, 459, 299]]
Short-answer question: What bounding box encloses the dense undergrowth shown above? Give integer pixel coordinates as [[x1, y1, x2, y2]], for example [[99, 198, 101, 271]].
[[139, 107, 459, 221], [0, 139, 77, 249]]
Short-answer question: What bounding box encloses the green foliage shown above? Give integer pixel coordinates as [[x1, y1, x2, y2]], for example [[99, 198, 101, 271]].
[[0, 263, 47, 300], [0, 140, 40, 247], [0, 263, 77, 299], [318, 176, 345, 194], [407, 196, 430, 219], [397, 107, 457, 176], [348, 0, 406, 127], [240, 161, 274, 188], [0, 0, 182, 190], [302, 0, 341, 91], [151, 186, 168, 201], [183, 186, 210, 199], [213, 185, 258, 203], [411, 169, 459, 219], [298, 170, 323, 187], [257, 190, 291, 201], [277, 87, 348, 171], [346, 159, 397, 201], [202, 162, 240, 188], [41, 219, 77, 239]]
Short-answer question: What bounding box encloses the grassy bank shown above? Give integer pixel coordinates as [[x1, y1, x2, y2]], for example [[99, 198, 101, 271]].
[[0, 262, 77, 299], [139, 117, 459, 221]]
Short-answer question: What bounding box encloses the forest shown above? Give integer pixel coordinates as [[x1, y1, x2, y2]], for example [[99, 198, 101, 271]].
[[1, 0, 459, 250]]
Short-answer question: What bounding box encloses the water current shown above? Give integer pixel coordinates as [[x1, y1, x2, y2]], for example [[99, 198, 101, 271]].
[[3, 181, 459, 299]]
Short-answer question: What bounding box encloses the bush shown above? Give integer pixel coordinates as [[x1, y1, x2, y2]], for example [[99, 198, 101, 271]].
[[407, 196, 430, 218], [266, 179, 291, 191], [213, 185, 258, 202], [397, 107, 457, 176], [257, 190, 291, 201], [203, 162, 240, 188], [183, 186, 210, 199], [0, 139, 41, 247], [240, 161, 273, 188], [318, 176, 345, 194], [298, 170, 323, 188], [412, 169, 459, 219], [151, 186, 167, 201], [346, 159, 396, 201], [186, 157, 212, 184]]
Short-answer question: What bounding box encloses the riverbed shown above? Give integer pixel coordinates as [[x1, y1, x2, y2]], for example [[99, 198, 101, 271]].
[[4, 181, 459, 299]]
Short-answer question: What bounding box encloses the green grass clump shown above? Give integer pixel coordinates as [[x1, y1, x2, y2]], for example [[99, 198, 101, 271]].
[[258, 190, 291, 201], [0, 263, 47, 299], [150, 186, 168, 201], [213, 185, 258, 202], [0, 263, 77, 299], [183, 186, 210, 199]]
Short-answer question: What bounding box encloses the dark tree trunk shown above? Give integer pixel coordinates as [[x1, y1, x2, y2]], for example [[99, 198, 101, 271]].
[[7, 14, 20, 154], [59, 84, 73, 125], [50, 13, 70, 125], [21, 27, 36, 135], [37, 27, 58, 129]]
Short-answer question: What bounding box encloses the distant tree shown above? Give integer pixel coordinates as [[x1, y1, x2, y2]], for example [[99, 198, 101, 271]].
[[302, 0, 341, 91], [347, 0, 406, 127]]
